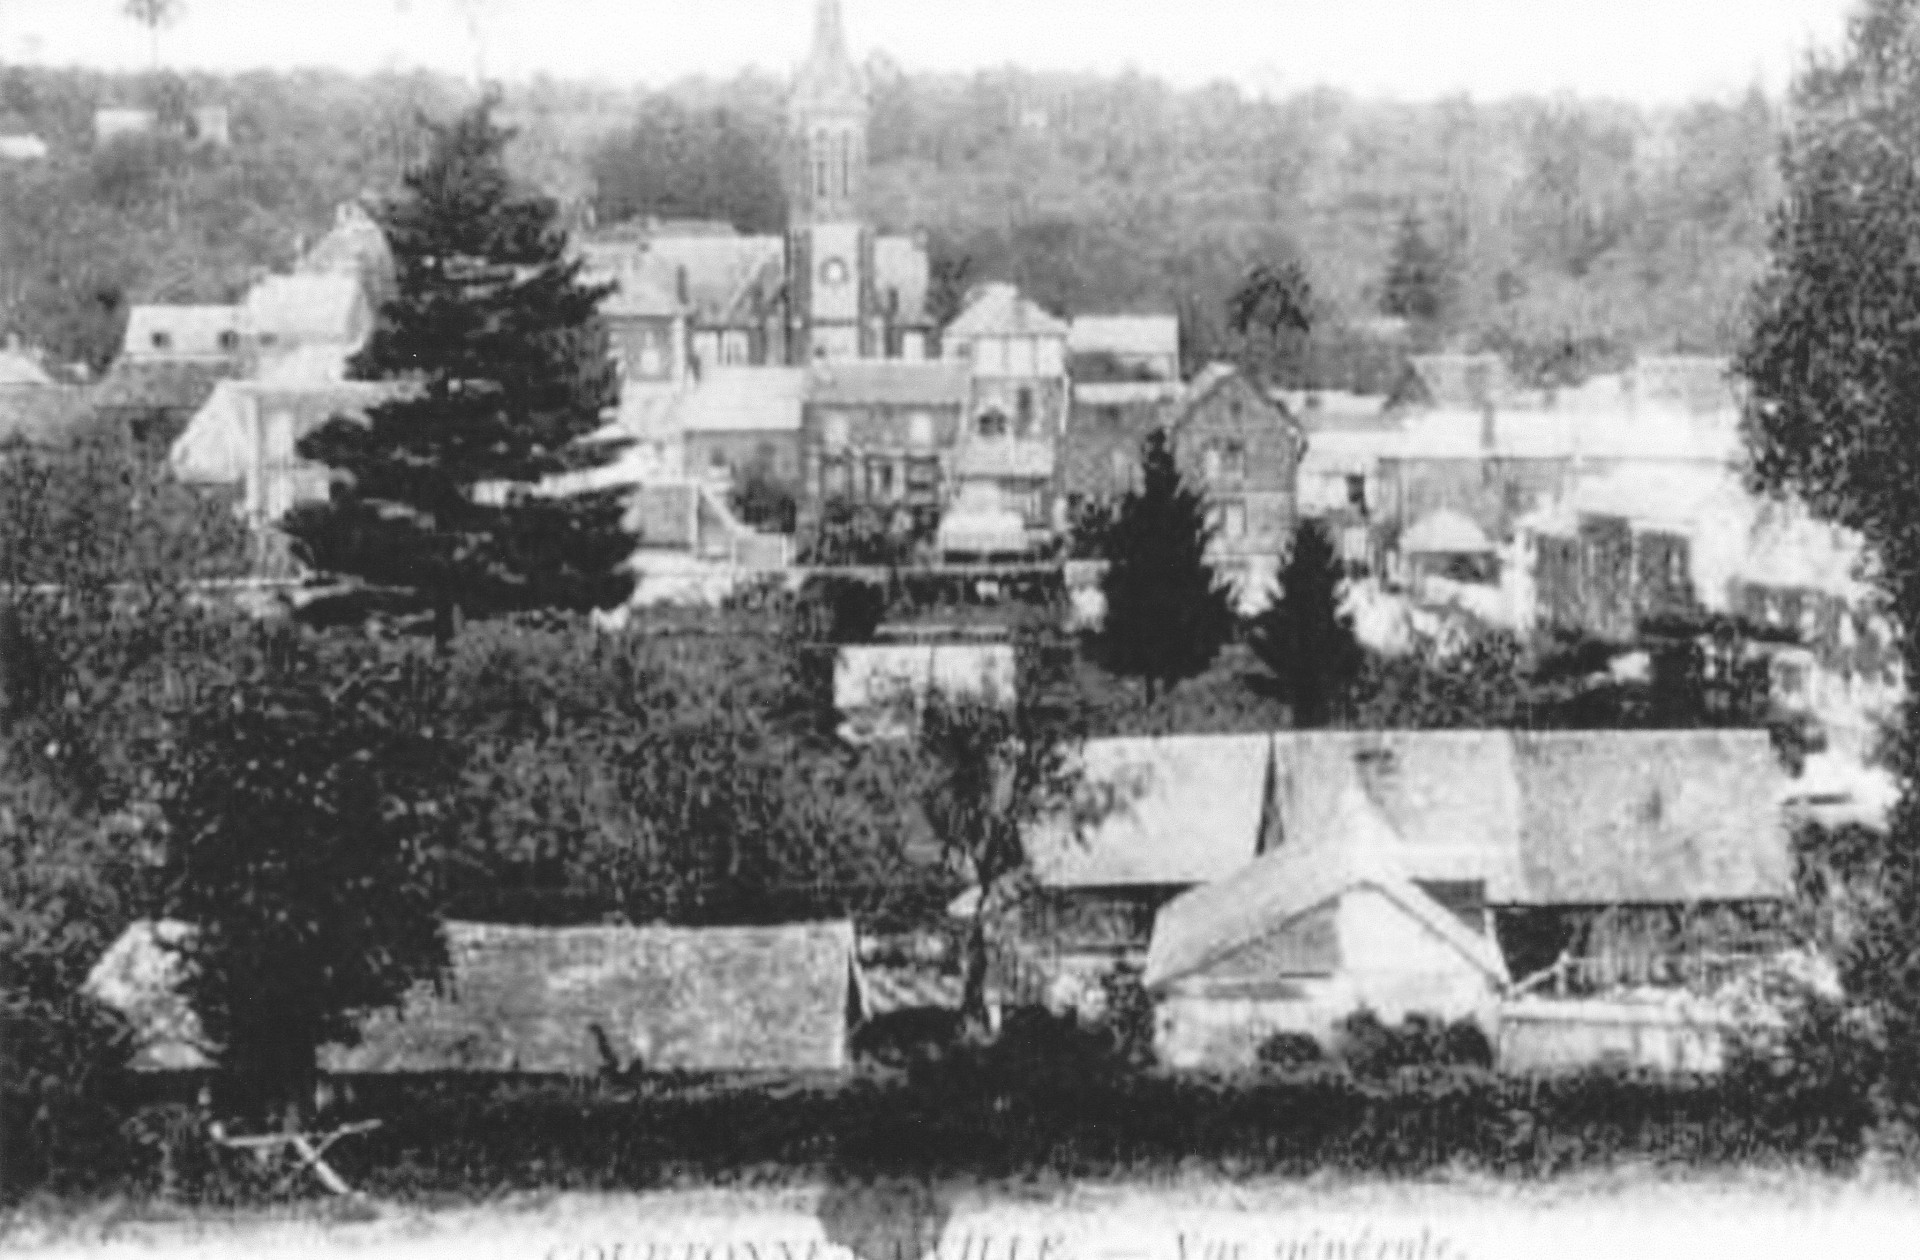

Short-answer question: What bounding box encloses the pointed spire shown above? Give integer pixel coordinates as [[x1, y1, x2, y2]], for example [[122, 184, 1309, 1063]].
[[792, 0, 865, 118], [813, 0, 847, 63]]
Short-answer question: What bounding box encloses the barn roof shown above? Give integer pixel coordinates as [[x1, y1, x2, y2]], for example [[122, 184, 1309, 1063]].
[[1052, 730, 1791, 907], [90, 919, 863, 1075], [1144, 786, 1507, 992], [1509, 729, 1792, 904], [1029, 733, 1274, 888]]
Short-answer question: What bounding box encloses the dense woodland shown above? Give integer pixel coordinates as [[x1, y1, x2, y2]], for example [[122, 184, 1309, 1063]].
[[0, 63, 1779, 381]]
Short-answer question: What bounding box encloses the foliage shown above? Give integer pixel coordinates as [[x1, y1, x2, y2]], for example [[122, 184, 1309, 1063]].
[[285, 97, 633, 646], [913, 641, 1091, 1024], [729, 463, 799, 535], [1345, 630, 1530, 729], [158, 627, 463, 1122], [1227, 258, 1314, 384], [797, 496, 923, 567], [1735, 0, 1920, 1146], [1379, 209, 1453, 326], [1248, 520, 1363, 726], [1256, 1031, 1325, 1071], [589, 97, 787, 233], [1334, 1010, 1496, 1078], [1064, 497, 1117, 560], [1096, 430, 1237, 700], [441, 617, 936, 929]]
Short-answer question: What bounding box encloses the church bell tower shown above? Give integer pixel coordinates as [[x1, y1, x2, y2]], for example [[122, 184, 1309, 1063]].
[[788, 0, 873, 362]]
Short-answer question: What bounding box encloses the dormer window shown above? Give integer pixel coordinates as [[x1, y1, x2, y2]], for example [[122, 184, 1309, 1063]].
[[217, 330, 239, 352], [150, 330, 172, 351], [977, 409, 1008, 439]]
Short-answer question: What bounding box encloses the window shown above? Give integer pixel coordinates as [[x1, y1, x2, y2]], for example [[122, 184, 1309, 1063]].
[[977, 409, 1008, 439], [1345, 474, 1367, 511], [1101, 406, 1122, 429], [1016, 388, 1034, 437], [865, 457, 896, 500], [217, 329, 239, 352], [823, 455, 853, 498], [150, 330, 172, 351], [906, 457, 939, 498], [708, 447, 729, 471], [1220, 440, 1246, 480]]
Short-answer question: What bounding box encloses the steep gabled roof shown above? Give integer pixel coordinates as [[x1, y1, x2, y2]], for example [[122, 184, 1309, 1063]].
[[93, 357, 240, 415], [242, 274, 368, 347], [1144, 786, 1508, 992], [945, 283, 1068, 340]]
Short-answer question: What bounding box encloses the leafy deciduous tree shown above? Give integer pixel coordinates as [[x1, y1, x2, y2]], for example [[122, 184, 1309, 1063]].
[[1737, 0, 1920, 1146], [160, 629, 461, 1125]]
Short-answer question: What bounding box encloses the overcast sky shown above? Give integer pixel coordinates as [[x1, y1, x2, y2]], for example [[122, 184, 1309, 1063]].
[[0, 0, 1860, 103]]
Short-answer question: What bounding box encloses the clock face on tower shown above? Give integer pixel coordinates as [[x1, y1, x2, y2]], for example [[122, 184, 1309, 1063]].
[[819, 256, 850, 288]]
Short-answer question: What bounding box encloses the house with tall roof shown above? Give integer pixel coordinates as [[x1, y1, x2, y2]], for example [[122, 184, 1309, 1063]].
[[942, 282, 1071, 537]]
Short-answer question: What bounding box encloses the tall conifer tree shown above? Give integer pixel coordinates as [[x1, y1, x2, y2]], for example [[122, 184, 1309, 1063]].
[[286, 99, 634, 645], [1249, 520, 1362, 727], [1097, 429, 1237, 700]]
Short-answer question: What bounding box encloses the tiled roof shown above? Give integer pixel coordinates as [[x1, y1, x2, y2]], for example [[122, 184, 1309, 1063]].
[[1144, 785, 1508, 992], [92, 919, 863, 1075], [1029, 733, 1275, 888], [946, 283, 1069, 339], [1068, 315, 1179, 362]]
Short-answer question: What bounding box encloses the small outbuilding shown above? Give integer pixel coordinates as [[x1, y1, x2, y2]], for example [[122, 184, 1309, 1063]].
[[91, 919, 867, 1076], [1143, 786, 1509, 1071]]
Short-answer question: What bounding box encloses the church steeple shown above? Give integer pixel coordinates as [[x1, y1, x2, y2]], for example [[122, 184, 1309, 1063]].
[[790, 0, 867, 224]]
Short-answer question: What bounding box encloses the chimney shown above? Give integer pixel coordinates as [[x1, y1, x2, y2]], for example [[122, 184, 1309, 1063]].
[[676, 265, 690, 307]]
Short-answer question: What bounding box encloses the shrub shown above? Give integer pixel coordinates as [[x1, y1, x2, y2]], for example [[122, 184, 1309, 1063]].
[[1334, 1010, 1494, 1077], [1256, 1032, 1325, 1071]]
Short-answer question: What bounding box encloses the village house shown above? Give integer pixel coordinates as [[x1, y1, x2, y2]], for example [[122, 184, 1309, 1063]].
[[943, 282, 1071, 540], [800, 360, 972, 536], [1060, 379, 1185, 507], [90, 919, 868, 1076]]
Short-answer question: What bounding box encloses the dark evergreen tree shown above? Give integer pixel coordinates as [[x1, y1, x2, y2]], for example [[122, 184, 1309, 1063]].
[[1097, 429, 1236, 700], [1380, 209, 1451, 325], [1228, 258, 1314, 385], [285, 98, 634, 646], [1250, 520, 1362, 727], [1738, 0, 1920, 1147]]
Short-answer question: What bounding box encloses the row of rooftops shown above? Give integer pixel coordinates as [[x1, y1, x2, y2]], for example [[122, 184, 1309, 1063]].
[[1028, 727, 1792, 908]]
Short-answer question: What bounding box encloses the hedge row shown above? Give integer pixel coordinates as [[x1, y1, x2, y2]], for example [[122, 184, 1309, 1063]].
[[3, 1045, 1870, 1205]]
